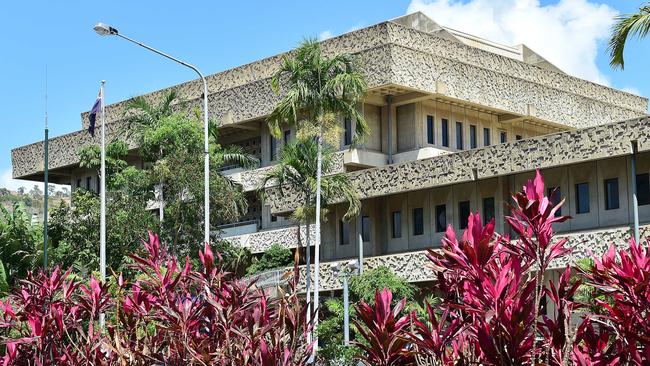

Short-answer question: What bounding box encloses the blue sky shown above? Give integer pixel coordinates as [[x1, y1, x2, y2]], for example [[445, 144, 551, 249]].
[[1, 0, 648, 190]]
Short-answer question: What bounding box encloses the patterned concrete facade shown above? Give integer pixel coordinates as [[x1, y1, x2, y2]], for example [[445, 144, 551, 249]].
[[292, 224, 650, 292], [266, 117, 650, 214], [11, 14, 647, 180]]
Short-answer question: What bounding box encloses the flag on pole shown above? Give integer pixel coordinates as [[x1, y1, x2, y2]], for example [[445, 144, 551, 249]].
[[88, 89, 102, 136]]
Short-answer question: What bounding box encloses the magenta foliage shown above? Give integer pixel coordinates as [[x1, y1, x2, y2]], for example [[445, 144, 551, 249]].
[[577, 239, 650, 364], [0, 267, 112, 365], [353, 288, 415, 366], [0, 232, 313, 365], [428, 213, 537, 365]]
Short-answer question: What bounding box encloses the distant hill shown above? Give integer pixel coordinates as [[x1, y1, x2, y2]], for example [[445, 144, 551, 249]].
[[0, 185, 70, 222]]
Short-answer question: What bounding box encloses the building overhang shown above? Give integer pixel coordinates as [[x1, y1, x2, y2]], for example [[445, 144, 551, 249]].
[[266, 116, 650, 215]]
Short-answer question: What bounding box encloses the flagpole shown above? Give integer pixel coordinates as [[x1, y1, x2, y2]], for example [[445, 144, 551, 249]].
[[43, 66, 49, 268], [99, 80, 106, 328]]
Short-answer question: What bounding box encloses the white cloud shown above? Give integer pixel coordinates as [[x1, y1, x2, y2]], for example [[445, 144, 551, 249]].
[[318, 30, 334, 41], [0, 169, 67, 193], [407, 0, 617, 85]]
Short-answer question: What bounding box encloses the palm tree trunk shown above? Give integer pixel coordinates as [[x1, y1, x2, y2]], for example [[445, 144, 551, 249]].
[[312, 130, 323, 357], [305, 220, 312, 344]]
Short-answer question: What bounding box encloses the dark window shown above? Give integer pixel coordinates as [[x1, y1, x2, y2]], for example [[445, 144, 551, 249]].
[[344, 118, 352, 145], [469, 125, 477, 149], [270, 215, 277, 222], [361, 216, 371, 242], [456, 122, 463, 150], [76, 178, 81, 188], [548, 187, 562, 216], [516, 134, 523, 141], [636, 173, 650, 205], [500, 130, 507, 143], [435, 204, 446, 233], [391, 211, 402, 238], [441, 119, 449, 147], [86, 176, 92, 191], [426, 115, 434, 144], [270, 136, 277, 161], [604, 178, 619, 210], [340, 220, 350, 245], [459, 200, 470, 229], [483, 197, 495, 223], [283, 130, 291, 144], [483, 128, 491, 146], [575, 182, 590, 214], [413, 207, 424, 236]]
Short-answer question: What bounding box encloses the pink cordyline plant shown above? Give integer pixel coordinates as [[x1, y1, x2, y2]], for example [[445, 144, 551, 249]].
[[0, 232, 313, 365]]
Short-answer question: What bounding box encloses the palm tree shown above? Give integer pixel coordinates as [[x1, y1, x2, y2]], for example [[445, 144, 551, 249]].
[[608, 3, 650, 70], [268, 39, 367, 349], [261, 137, 360, 343]]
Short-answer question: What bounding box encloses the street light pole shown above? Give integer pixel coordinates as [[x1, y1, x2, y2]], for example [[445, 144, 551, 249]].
[[93, 23, 211, 244], [331, 260, 359, 347]]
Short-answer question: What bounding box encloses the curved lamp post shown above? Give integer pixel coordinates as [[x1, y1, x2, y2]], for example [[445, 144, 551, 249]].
[[93, 23, 211, 245]]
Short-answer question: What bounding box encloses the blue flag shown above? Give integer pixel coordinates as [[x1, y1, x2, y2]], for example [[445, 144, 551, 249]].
[[88, 89, 102, 136]]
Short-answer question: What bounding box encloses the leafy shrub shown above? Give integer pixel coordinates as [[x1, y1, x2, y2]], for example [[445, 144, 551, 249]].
[[0, 232, 313, 365], [354, 170, 650, 365], [349, 265, 416, 304], [247, 243, 293, 275]]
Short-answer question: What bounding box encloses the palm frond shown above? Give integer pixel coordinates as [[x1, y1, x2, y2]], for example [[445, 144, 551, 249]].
[[608, 5, 650, 70]]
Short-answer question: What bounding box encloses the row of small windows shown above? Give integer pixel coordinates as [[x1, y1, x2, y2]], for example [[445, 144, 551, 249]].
[[427, 116, 521, 150], [338, 174, 650, 244], [339, 197, 497, 244], [547, 173, 650, 216]]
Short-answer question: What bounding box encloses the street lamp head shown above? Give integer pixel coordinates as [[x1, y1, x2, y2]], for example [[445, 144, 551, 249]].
[[93, 23, 118, 36]]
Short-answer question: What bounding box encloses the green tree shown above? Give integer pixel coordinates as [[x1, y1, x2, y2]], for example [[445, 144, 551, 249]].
[[268, 39, 368, 330], [50, 141, 157, 275], [609, 2, 650, 69], [246, 243, 293, 275], [0, 203, 41, 287]]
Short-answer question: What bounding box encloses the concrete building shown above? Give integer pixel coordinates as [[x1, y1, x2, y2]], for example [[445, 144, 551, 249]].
[[11, 13, 650, 292]]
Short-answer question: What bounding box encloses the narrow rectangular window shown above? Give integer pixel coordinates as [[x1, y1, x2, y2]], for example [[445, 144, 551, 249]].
[[86, 176, 92, 191], [344, 118, 352, 145], [470, 125, 477, 149], [283, 130, 291, 144], [604, 178, 619, 210], [76, 178, 81, 188], [636, 173, 650, 205], [456, 122, 463, 150], [483, 128, 491, 146], [575, 182, 590, 214], [340, 220, 350, 245], [413, 207, 424, 236], [361, 216, 371, 242], [435, 204, 446, 233], [270, 214, 277, 222], [426, 115, 434, 144], [548, 187, 562, 216], [269, 136, 277, 161], [500, 130, 507, 144], [391, 211, 402, 238], [459, 201, 470, 229], [441, 119, 449, 147], [483, 197, 495, 223], [516, 134, 522, 141]]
